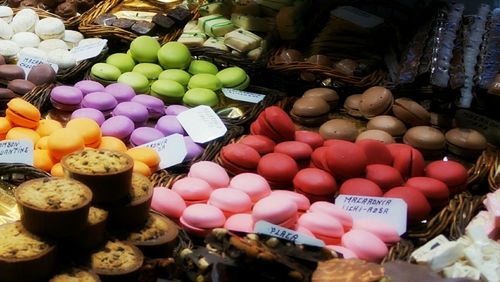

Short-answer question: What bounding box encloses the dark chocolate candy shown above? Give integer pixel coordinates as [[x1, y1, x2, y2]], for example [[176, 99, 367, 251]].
[[0, 65, 25, 81], [7, 0, 22, 7], [7, 79, 36, 95], [0, 88, 20, 112], [94, 14, 117, 26], [42, 0, 59, 8], [131, 20, 156, 35], [27, 64, 57, 85], [167, 7, 191, 26], [20, 0, 37, 7], [75, 0, 94, 13], [152, 13, 175, 32], [112, 18, 136, 29], [55, 1, 77, 18]]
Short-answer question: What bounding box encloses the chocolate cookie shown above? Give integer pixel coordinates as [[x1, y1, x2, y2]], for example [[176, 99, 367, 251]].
[[312, 258, 384, 282]]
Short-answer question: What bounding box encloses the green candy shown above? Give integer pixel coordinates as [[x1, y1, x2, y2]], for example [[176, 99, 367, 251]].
[[91, 63, 121, 81], [129, 36, 161, 63], [117, 72, 150, 93], [132, 63, 163, 80], [157, 42, 191, 69], [106, 53, 136, 73], [150, 79, 185, 103], [158, 69, 192, 87], [216, 66, 248, 88], [183, 88, 218, 107], [188, 74, 222, 91], [233, 75, 250, 90], [188, 60, 218, 75]]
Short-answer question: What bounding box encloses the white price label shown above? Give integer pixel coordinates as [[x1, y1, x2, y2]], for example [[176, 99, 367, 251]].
[[335, 195, 407, 235], [177, 105, 227, 143], [254, 221, 325, 247], [70, 39, 107, 61], [138, 134, 187, 169], [222, 88, 265, 104], [0, 140, 33, 166], [17, 55, 58, 78]]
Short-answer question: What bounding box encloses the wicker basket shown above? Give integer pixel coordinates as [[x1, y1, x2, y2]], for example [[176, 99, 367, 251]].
[[488, 149, 500, 192], [78, 0, 198, 44], [20, 82, 55, 113]]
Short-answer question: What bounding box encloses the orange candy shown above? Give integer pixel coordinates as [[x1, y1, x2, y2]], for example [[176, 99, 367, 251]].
[[36, 119, 63, 137], [126, 147, 160, 170], [34, 149, 56, 172], [98, 136, 127, 152], [6, 127, 40, 145], [6, 98, 41, 128], [50, 163, 64, 177], [35, 136, 49, 150], [48, 128, 85, 160], [133, 160, 152, 177], [65, 118, 102, 148], [0, 117, 12, 140]]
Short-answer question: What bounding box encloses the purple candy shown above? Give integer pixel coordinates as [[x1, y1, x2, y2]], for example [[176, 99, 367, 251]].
[[104, 83, 136, 103], [81, 92, 118, 112], [74, 80, 105, 95], [50, 86, 83, 105], [131, 94, 165, 119], [165, 105, 189, 116], [101, 116, 135, 140], [112, 101, 149, 127], [71, 108, 106, 126], [155, 115, 185, 136], [183, 136, 204, 161], [130, 127, 164, 146]]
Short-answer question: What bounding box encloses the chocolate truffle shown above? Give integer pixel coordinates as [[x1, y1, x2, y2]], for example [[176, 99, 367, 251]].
[[152, 14, 175, 32], [75, 0, 94, 13], [94, 14, 117, 26], [55, 1, 77, 18], [112, 18, 136, 29], [168, 6, 191, 26], [131, 20, 156, 35]]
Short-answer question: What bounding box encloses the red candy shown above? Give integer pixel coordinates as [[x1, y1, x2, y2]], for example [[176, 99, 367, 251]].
[[387, 143, 425, 179], [310, 146, 331, 173], [365, 164, 404, 191], [220, 143, 261, 175], [406, 177, 450, 209], [257, 153, 299, 188], [293, 168, 337, 202], [356, 139, 393, 165], [425, 160, 468, 195], [384, 186, 431, 223], [325, 140, 367, 181], [239, 134, 276, 155], [339, 178, 383, 197], [274, 141, 312, 161], [295, 130, 324, 149], [250, 106, 295, 142]]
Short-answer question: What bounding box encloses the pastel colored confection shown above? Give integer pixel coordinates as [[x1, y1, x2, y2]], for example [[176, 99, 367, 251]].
[[341, 229, 388, 262], [112, 102, 149, 127], [425, 160, 468, 195], [484, 191, 500, 226], [8, 79, 35, 95], [133, 160, 152, 176], [81, 92, 118, 115], [258, 106, 295, 142], [11, 9, 39, 33], [224, 213, 254, 233], [356, 129, 394, 144], [126, 147, 160, 170], [339, 178, 383, 197], [257, 153, 298, 188], [188, 74, 222, 91], [384, 186, 431, 223], [183, 88, 219, 107], [117, 72, 150, 93], [100, 115, 135, 140], [131, 94, 165, 119], [224, 28, 261, 52], [47, 49, 76, 69], [343, 94, 362, 117], [184, 136, 204, 161], [50, 86, 83, 111], [129, 36, 160, 63], [73, 80, 105, 96], [70, 108, 106, 126], [392, 97, 430, 126], [356, 139, 393, 166], [325, 140, 367, 181], [294, 131, 324, 149], [290, 97, 330, 127], [155, 115, 185, 136], [172, 177, 213, 203], [365, 164, 404, 191], [132, 63, 163, 80], [274, 141, 313, 163], [180, 204, 226, 236], [352, 218, 400, 245], [387, 143, 425, 179], [326, 245, 358, 259], [150, 79, 185, 103], [130, 127, 164, 146], [309, 201, 353, 231], [33, 149, 55, 172], [65, 118, 102, 148], [309, 147, 331, 172], [98, 136, 127, 152], [188, 161, 230, 189], [35, 136, 49, 150], [238, 134, 276, 154], [104, 83, 136, 103], [35, 119, 62, 137], [6, 98, 41, 128], [405, 177, 450, 209], [198, 14, 235, 37], [90, 63, 122, 81], [270, 190, 311, 213], [216, 66, 248, 88], [151, 187, 187, 219], [0, 117, 12, 139], [35, 17, 64, 40], [165, 104, 189, 116], [6, 127, 40, 144], [106, 53, 136, 73], [208, 188, 252, 217], [252, 196, 298, 228], [319, 119, 358, 142], [229, 173, 271, 202], [157, 41, 191, 69], [220, 143, 261, 175], [50, 163, 64, 177], [297, 212, 344, 245], [293, 168, 337, 200], [47, 127, 85, 160], [188, 60, 218, 75], [159, 69, 192, 87]]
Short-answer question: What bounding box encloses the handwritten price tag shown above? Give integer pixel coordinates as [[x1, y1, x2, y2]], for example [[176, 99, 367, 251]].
[[138, 134, 187, 169], [0, 140, 33, 166], [222, 88, 266, 103], [177, 105, 227, 143], [254, 221, 325, 247], [335, 195, 407, 235], [17, 55, 58, 78], [70, 39, 107, 61]]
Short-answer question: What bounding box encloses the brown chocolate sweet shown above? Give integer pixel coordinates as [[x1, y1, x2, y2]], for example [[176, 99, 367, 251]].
[[55, 1, 77, 18], [303, 88, 339, 108], [94, 14, 117, 26], [312, 258, 384, 282], [290, 96, 330, 126], [0, 55, 5, 65], [168, 7, 191, 26], [334, 59, 359, 76], [75, 0, 94, 13], [152, 13, 175, 32], [27, 64, 57, 85], [307, 54, 332, 67], [7, 0, 22, 7], [20, 0, 38, 7], [131, 20, 155, 35], [7, 79, 36, 95], [319, 119, 359, 141], [343, 94, 363, 117], [42, 0, 59, 8], [112, 18, 135, 29], [0, 65, 25, 81], [359, 86, 394, 118], [276, 49, 304, 63], [392, 97, 430, 126], [0, 88, 20, 112]]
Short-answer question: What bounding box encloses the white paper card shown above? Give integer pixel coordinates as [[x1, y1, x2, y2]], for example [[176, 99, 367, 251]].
[[138, 134, 187, 169], [177, 105, 227, 143], [0, 140, 33, 166], [254, 220, 325, 248], [222, 88, 265, 103], [335, 195, 407, 235], [70, 39, 107, 62], [17, 55, 58, 78]]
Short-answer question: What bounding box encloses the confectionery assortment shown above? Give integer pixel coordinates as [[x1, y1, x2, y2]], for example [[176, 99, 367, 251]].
[[0, 1, 498, 281]]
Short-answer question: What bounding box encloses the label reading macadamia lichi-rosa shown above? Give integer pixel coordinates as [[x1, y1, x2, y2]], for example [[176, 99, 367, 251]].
[[335, 195, 407, 235]]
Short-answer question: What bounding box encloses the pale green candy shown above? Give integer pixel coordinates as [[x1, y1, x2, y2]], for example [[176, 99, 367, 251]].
[[183, 88, 218, 107], [157, 42, 191, 69], [158, 69, 191, 86], [91, 63, 121, 81], [106, 53, 136, 73], [188, 60, 218, 75], [216, 66, 247, 88], [150, 79, 185, 103], [129, 36, 161, 63], [233, 75, 250, 90], [132, 63, 163, 80], [188, 73, 222, 91], [117, 72, 150, 93]]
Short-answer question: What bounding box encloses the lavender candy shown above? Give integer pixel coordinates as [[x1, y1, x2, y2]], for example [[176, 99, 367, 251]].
[[131, 94, 166, 119], [165, 104, 189, 116], [112, 101, 149, 128], [100, 116, 135, 141], [71, 108, 106, 126], [74, 80, 105, 96], [104, 83, 136, 103], [130, 127, 165, 146], [183, 136, 204, 161], [155, 115, 186, 136]]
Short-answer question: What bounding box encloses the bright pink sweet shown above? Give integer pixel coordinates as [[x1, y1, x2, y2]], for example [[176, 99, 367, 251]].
[[252, 196, 298, 228], [352, 218, 400, 245], [171, 177, 212, 204], [224, 213, 255, 233], [308, 201, 353, 231], [297, 212, 344, 245], [180, 204, 226, 236], [151, 187, 186, 219], [341, 229, 388, 262], [229, 173, 271, 202], [208, 188, 252, 217], [270, 190, 311, 213], [326, 245, 358, 259], [188, 161, 230, 189]]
